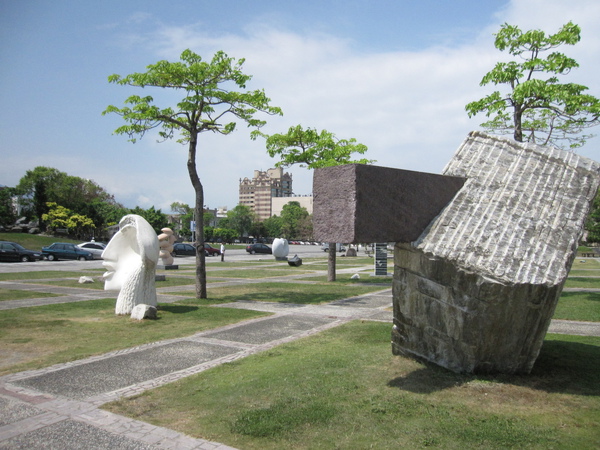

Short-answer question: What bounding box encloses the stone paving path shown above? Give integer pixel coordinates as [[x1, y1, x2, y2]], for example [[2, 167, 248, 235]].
[[1, 265, 599, 449]]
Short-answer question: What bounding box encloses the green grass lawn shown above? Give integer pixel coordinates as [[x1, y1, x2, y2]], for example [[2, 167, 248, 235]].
[[0, 289, 60, 302], [564, 277, 600, 289], [166, 282, 390, 305], [205, 268, 319, 279], [103, 321, 600, 449], [0, 299, 267, 376], [554, 291, 600, 322], [0, 271, 98, 281]]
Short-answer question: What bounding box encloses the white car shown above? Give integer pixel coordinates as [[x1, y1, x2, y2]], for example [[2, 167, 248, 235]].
[[78, 242, 106, 259]]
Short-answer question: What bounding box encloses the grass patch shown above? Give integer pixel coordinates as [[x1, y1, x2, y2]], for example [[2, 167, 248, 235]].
[[168, 282, 389, 305], [205, 268, 318, 279], [0, 271, 98, 281], [564, 277, 600, 289], [571, 258, 600, 268], [103, 321, 600, 449], [0, 299, 267, 375], [0, 289, 60, 302], [30, 276, 199, 290], [301, 272, 392, 284], [554, 291, 600, 321]]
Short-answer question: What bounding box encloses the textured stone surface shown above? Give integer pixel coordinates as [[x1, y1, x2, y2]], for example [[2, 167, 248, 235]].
[[392, 132, 600, 374], [313, 164, 465, 243], [130, 304, 157, 320]]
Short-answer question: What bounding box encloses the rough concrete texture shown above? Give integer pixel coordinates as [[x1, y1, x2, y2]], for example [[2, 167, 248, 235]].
[[313, 164, 465, 243], [392, 132, 600, 374]]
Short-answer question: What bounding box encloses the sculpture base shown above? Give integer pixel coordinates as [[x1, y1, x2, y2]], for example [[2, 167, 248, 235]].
[[158, 264, 179, 270]]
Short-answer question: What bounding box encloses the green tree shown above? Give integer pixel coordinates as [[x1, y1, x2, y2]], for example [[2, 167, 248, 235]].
[[260, 215, 282, 238], [258, 125, 373, 281], [0, 187, 16, 227], [15, 166, 121, 232], [67, 213, 96, 240], [466, 22, 600, 149], [297, 214, 314, 241], [104, 49, 282, 299], [170, 201, 194, 237], [42, 202, 95, 239], [212, 227, 238, 243], [280, 201, 309, 239], [129, 206, 168, 234], [228, 204, 255, 239], [42, 202, 71, 231]]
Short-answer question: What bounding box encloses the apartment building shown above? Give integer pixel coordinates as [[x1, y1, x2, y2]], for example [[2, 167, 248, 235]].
[[239, 167, 293, 221]]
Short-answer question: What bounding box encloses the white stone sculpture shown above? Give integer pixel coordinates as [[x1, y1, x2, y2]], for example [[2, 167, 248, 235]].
[[157, 227, 176, 266], [130, 304, 158, 320], [272, 238, 289, 259], [102, 214, 160, 315]]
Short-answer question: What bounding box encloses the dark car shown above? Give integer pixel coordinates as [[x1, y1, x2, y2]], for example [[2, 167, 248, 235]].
[[42, 243, 94, 261], [172, 243, 222, 257], [0, 241, 43, 262], [172, 243, 196, 256], [204, 243, 221, 256], [246, 243, 272, 254]]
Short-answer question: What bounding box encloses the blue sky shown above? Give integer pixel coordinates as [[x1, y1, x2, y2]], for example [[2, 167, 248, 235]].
[[1, 0, 599, 212]]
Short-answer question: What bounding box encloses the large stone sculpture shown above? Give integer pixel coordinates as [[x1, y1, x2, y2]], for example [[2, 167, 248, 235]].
[[313, 132, 600, 374], [272, 238, 290, 260], [158, 227, 176, 266], [102, 214, 160, 315]]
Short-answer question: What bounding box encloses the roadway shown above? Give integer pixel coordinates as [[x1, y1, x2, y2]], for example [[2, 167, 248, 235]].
[[0, 244, 335, 273]]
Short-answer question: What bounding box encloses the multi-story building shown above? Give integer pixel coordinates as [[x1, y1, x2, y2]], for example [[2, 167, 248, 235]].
[[239, 167, 293, 221]]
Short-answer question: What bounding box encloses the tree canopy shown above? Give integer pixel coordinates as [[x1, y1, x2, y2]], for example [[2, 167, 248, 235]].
[[466, 21, 600, 149], [257, 125, 373, 168], [227, 204, 255, 238], [14, 166, 123, 232], [104, 49, 282, 298], [280, 201, 310, 239]]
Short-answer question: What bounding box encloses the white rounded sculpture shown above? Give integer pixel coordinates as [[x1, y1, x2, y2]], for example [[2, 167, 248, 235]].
[[102, 214, 160, 315], [158, 227, 176, 266], [272, 238, 289, 259]]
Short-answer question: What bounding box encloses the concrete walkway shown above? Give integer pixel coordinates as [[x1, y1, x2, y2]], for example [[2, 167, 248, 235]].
[[1, 272, 599, 449]]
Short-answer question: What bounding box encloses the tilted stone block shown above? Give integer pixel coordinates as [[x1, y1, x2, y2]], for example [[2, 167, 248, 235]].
[[312, 164, 465, 244], [392, 132, 600, 374]]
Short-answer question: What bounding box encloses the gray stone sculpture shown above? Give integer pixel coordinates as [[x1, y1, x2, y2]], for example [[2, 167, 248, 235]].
[[102, 214, 160, 315], [313, 132, 600, 374]]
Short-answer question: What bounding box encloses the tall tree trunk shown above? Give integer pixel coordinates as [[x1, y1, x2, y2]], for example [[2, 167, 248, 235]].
[[513, 104, 524, 142], [327, 241, 336, 282], [187, 135, 207, 299]]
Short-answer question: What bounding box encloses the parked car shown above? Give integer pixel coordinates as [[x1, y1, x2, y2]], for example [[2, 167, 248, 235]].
[[42, 243, 94, 261], [321, 243, 347, 252], [172, 243, 196, 256], [78, 242, 106, 260], [172, 243, 221, 257], [0, 241, 43, 262], [246, 243, 272, 254], [204, 243, 221, 256]]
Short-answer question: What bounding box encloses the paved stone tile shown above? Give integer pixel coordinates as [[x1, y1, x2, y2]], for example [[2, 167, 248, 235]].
[[201, 314, 336, 345], [0, 419, 159, 449], [13, 341, 239, 400], [0, 396, 42, 427]]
